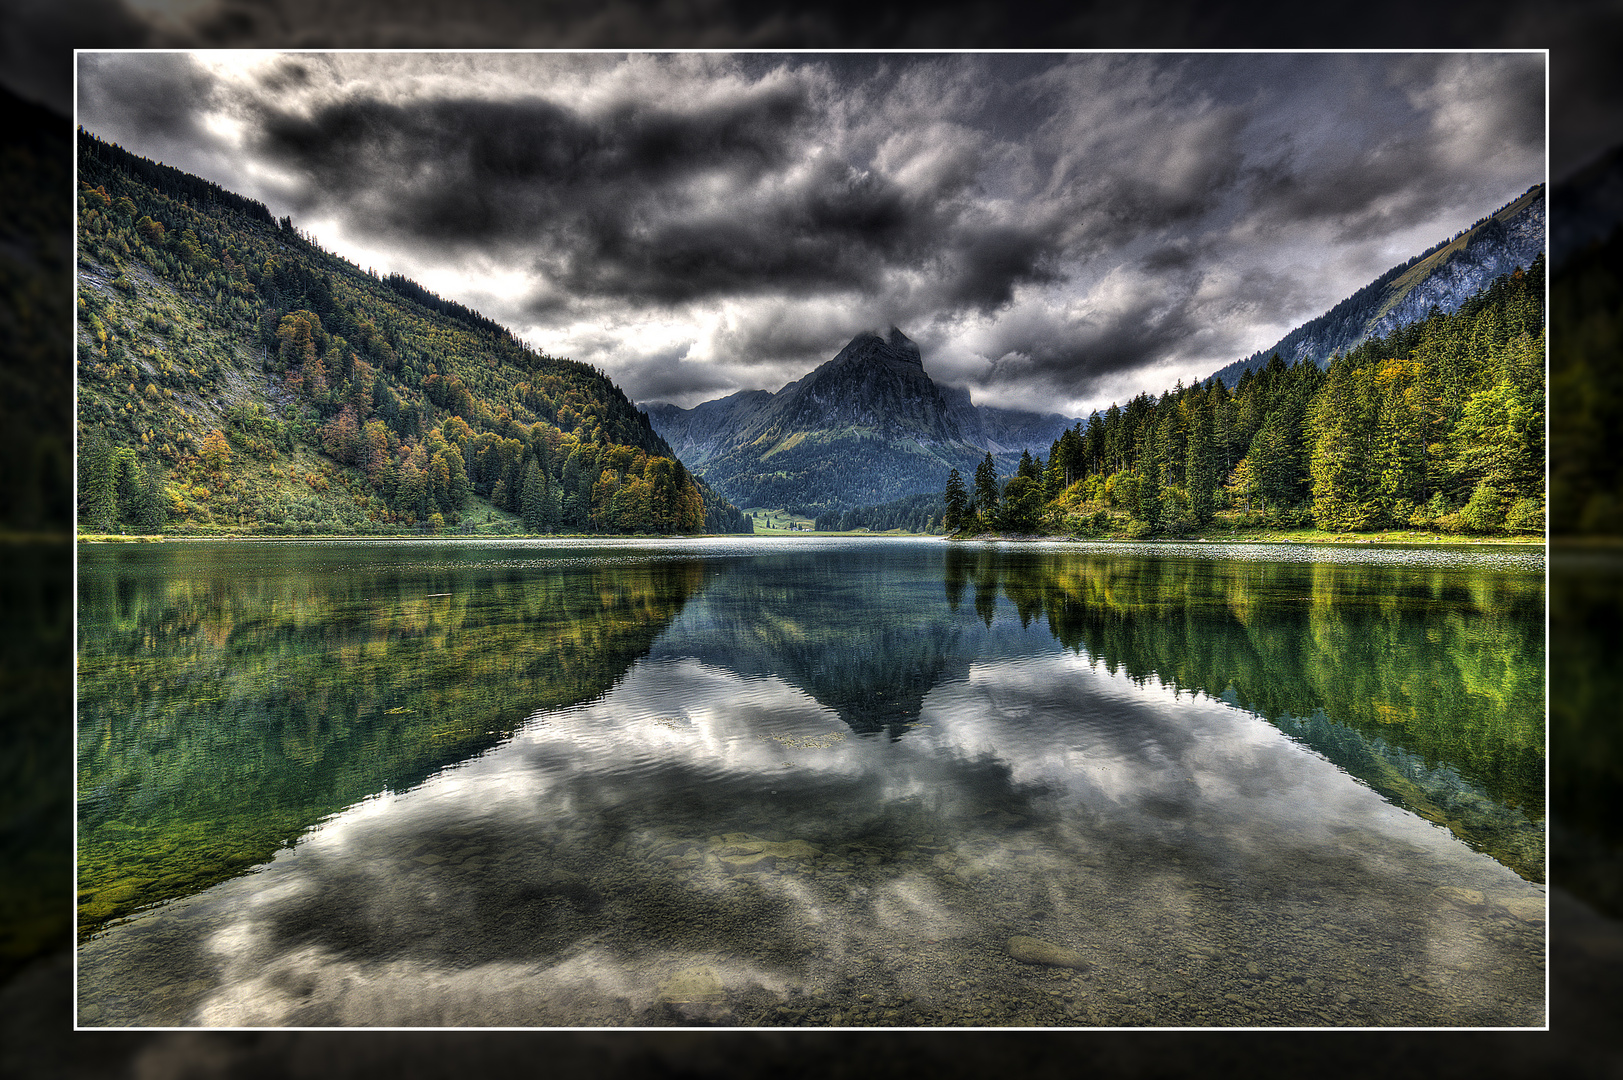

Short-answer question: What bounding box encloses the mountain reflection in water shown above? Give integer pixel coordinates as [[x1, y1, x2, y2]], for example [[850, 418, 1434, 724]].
[[76, 538, 1545, 1028]]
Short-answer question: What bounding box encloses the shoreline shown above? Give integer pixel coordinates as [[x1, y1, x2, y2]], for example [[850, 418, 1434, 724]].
[[76, 528, 1549, 547], [947, 529, 1547, 547]]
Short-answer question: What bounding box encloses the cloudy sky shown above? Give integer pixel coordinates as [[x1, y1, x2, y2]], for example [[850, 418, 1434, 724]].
[[77, 51, 1544, 417]]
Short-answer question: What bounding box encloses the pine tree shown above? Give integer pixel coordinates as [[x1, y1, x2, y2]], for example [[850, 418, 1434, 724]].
[[973, 453, 999, 528], [1017, 448, 1040, 481], [1249, 415, 1294, 526], [1136, 433, 1163, 533], [1001, 475, 1045, 534], [1186, 403, 1216, 526], [1370, 357, 1428, 524], [520, 461, 548, 533], [943, 468, 968, 532], [1307, 361, 1377, 530], [123, 458, 167, 531], [77, 433, 118, 532]]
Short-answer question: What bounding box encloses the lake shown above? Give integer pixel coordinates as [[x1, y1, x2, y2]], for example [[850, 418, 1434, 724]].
[[75, 537, 1546, 1027]]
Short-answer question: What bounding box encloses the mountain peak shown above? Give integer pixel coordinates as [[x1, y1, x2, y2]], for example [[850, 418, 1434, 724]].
[[834, 326, 923, 367], [647, 323, 1079, 513]]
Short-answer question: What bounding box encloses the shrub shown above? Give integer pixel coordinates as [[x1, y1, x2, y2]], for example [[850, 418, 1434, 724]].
[[1504, 497, 1545, 534], [1161, 507, 1196, 538], [1458, 483, 1507, 534], [1408, 492, 1451, 530]]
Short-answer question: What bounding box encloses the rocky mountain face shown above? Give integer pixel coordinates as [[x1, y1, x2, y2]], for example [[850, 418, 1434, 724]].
[[646, 327, 1076, 514], [1210, 184, 1546, 386]]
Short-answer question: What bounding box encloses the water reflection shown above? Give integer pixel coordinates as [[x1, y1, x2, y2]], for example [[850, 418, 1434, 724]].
[[76, 539, 1545, 1028], [941, 546, 1546, 880], [77, 542, 707, 934]]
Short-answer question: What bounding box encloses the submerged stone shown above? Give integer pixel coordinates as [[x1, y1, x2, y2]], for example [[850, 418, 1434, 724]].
[[1433, 886, 1487, 912], [1500, 897, 1546, 924], [1007, 936, 1090, 969], [657, 966, 725, 1004], [720, 852, 776, 870]]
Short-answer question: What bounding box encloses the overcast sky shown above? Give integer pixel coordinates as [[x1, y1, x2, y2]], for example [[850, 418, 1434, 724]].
[[77, 51, 1544, 416]]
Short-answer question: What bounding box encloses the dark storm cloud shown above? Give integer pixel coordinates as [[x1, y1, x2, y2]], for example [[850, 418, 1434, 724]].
[[256, 85, 802, 225], [252, 78, 926, 301], [541, 149, 922, 303], [984, 283, 1210, 393], [247, 69, 1065, 311], [255, 56, 312, 93], [958, 253, 1315, 401], [74, 51, 1546, 414], [1235, 53, 1544, 242], [1138, 239, 1199, 273], [76, 51, 218, 145], [937, 223, 1066, 310]]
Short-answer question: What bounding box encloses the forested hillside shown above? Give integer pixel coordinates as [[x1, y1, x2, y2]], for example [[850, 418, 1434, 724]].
[[947, 259, 1546, 538], [1209, 185, 1545, 387], [74, 132, 749, 536]]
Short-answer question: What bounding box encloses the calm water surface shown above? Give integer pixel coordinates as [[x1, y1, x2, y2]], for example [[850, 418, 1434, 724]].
[[76, 537, 1546, 1027]]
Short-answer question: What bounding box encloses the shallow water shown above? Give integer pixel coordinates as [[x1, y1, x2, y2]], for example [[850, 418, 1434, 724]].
[[76, 537, 1546, 1027]]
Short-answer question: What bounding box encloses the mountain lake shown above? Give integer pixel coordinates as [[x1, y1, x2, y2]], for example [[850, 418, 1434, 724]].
[[75, 536, 1546, 1027]]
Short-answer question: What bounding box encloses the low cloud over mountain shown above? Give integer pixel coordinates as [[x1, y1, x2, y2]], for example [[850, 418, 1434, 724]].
[[77, 51, 1543, 417]]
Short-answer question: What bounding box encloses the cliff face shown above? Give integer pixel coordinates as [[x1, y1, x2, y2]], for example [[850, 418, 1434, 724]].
[[646, 327, 1075, 514], [1211, 184, 1547, 385], [748, 328, 971, 446], [645, 390, 775, 467]]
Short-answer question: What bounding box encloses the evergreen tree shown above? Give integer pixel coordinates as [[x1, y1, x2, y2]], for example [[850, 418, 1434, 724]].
[[1249, 413, 1295, 525], [77, 432, 118, 532], [1001, 475, 1045, 534], [943, 468, 968, 532], [973, 453, 999, 527], [122, 458, 168, 531], [1017, 448, 1040, 481], [1186, 402, 1217, 526], [1370, 357, 1429, 524], [1136, 434, 1163, 533], [520, 461, 548, 532], [1042, 450, 1067, 502], [1308, 360, 1377, 529]]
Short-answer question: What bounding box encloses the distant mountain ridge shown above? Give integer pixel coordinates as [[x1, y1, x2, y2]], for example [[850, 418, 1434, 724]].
[[1209, 184, 1546, 386], [645, 327, 1077, 514]]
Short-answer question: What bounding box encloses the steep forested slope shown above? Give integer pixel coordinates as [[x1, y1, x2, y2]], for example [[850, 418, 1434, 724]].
[[947, 259, 1546, 538], [74, 132, 749, 535], [1210, 185, 1545, 387]]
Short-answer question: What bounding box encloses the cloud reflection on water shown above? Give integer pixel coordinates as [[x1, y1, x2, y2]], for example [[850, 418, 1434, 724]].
[[76, 541, 1544, 1027], [81, 616, 1542, 1026]]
